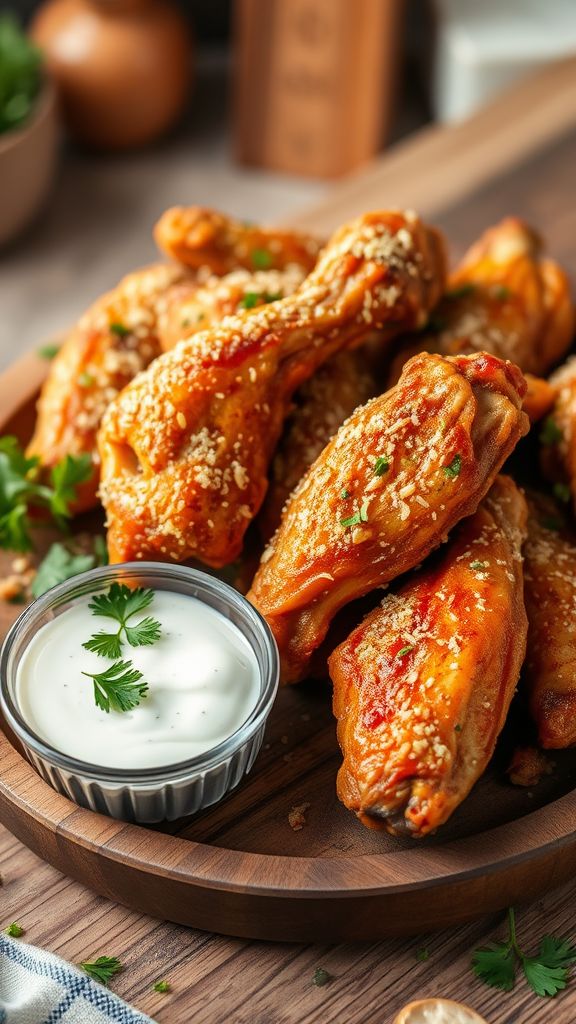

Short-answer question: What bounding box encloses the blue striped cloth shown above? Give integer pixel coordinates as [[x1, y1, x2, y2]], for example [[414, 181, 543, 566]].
[[0, 936, 155, 1024]]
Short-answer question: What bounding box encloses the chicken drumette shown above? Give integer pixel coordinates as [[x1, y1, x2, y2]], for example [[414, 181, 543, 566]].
[[248, 352, 529, 683], [328, 475, 528, 837], [540, 358, 576, 515], [99, 211, 446, 567]]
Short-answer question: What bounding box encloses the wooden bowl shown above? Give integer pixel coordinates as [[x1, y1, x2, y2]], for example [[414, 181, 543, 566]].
[[1, 354, 576, 942], [0, 79, 58, 247]]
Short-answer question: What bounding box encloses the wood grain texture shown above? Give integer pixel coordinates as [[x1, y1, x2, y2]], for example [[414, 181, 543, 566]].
[[2, 60, 576, 1021]]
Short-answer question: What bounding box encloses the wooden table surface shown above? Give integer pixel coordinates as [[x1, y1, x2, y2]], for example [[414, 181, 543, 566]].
[[2, 57, 576, 1024]]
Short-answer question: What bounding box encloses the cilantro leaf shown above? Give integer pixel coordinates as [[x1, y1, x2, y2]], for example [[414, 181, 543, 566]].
[[125, 616, 162, 647], [522, 958, 568, 997], [537, 935, 576, 969], [80, 956, 122, 985], [472, 942, 516, 991], [32, 543, 96, 598], [82, 660, 148, 714], [82, 631, 123, 660], [374, 455, 390, 477], [89, 583, 153, 623], [443, 454, 462, 479]]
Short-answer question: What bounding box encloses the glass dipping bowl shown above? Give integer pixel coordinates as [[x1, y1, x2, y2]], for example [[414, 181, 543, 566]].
[[0, 563, 279, 823]]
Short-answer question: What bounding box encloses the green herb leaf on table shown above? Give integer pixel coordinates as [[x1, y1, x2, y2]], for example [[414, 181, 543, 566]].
[[153, 980, 171, 993], [472, 942, 516, 992], [82, 660, 149, 714], [4, 922, 24, 937], [79, 956, 123, 986], [472, 908, 576, 998], [32, 543, 96, 598], [312, 967, 332, 987]]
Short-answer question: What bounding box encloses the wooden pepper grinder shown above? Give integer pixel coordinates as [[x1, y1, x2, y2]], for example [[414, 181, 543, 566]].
[[31, 0, 192, 150]]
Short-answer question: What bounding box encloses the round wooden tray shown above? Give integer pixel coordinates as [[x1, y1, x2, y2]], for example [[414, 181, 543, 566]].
[[1, 354, 576, 942]]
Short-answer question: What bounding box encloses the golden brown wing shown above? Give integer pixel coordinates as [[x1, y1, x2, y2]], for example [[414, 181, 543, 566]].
[[27, 262, 189, 512], [386, 217, 574, 385], [523, 491, 576, 748], [154, 206, 321, 275], [99, 211, 447, 568], [260, 349, 379, 539], [328, 475, 528, 837], [248, 352, 529, 683], [158, 266, 306, 351], [540, 357, 576, 511]]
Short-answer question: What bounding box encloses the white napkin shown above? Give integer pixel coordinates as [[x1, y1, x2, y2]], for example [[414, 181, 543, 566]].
[[0, 936, 155, 1024]]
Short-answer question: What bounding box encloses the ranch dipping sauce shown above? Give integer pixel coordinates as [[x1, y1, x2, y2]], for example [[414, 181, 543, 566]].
[[15, 589, 261, 771]]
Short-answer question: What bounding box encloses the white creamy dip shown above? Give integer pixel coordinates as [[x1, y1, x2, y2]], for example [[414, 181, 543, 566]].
[[15, 590, 261, 770]]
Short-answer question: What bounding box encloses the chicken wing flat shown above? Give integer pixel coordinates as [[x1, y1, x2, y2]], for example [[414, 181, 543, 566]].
[[540, 358, 576, 512], [99, 211, 447, 567], [260, 349, 379, 538], [158, 266, 306, 351], [248, 352, 529, 683], [523, 491, 576, 748], [27, 262, 190, 512], [386, 217, 573, 384], [154, 206, 321, 275], [329, 475, 528, 837]]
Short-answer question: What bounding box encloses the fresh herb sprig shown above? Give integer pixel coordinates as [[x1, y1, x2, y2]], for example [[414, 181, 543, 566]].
[[32, 537, 108, 598], [80, 956, 123, 986], [4, 922, 24, 937], [472, 907, 576, 998], [0, 436, 91, 552], [0, 15, 42, 136], [82, 660, 149, 714], [83, 583, 161, 660]]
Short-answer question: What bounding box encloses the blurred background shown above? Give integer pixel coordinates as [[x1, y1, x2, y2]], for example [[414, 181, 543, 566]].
[[1, 0, 575, 365]]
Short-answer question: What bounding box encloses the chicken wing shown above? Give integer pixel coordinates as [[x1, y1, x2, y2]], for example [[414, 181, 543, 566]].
[[158, 266, 306, 351], [386, 217, 573, 385], [99, 211, 447, 567], [329, 475, 528, 837], [154, 206, 321, 275], [260, 349, 379, 538], [523, 491, 576, 748], [540, 358, 576, 513], [248, 352, 529, 683], [27, 262, 190, 512]]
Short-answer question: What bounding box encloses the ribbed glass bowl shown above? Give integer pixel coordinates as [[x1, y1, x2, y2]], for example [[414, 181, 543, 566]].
[[0, 563, 279, 823]]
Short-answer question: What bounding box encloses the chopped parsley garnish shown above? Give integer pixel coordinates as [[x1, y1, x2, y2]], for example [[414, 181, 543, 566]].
[[442, 454, 462, 479], [553, 483, 571, 504], [83, 583, 161, 660], [360, 498, 369, 522], [470, 560, 488, 571], [5, 922, 24, 937], [0, 438, 92, 552], [454, 724, 462, 732], [37, 343, 60, 360], [109, 322, 129, 337], [540, 417, 563, 446], [239, 291, 260, 309], [82, 660, 149, 714], [153, 980, 171, 993], [373, 455, 390, 476], [341, 512, 361, 528], [397, 645, 415, 657], [416, 947, 430, 962], [472, 907, 576, 997], [80, 956, 123, 986], [446, 283, 476, 300], [341, 488, 351, 499], [492, 285, 511, 300], [78, 372, 94, 389], [251, 248, 273, 270], [312, 967, 332, 987]]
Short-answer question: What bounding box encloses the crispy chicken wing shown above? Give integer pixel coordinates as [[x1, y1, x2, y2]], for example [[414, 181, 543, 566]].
[[387, 217, 573, 384], [329, 475, 528, 837], [248, 352, 529, 683], [523, 491, 576, 748], [158, 266, 306, 351], [154, 206, 321, 275], [27, 263, 190, 512], [99, 211, 447, 567], [540, 358, 576, 512], [260, 349, 379, 538]]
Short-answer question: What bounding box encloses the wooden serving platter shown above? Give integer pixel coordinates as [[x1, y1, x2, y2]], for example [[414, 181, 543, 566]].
[[2, 64, 576, 942]]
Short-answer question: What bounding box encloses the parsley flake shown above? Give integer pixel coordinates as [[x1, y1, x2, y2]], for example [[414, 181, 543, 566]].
[[454, 724, 462, 732], [341, 512, 361, 528], [251, 248, 273, 270], [312, 967, 332, 987], [446, 283, 476, 300], [341, 488, 351, 499], [470, 560, 488, 571], [80, 956, 123, 986], [5, 922, 24, 937], [360, 498, 369, 522], [472, 907, 576, 998], [540, 418, 563, 446], [153, 980, 171, 993], [553, 483, 571, 504], [415, 947, 430, 962], [373, 455, 390, 476], [239, 291, 260, 310], [442, 454, 462, 479], [37, 343, 61, 360], [109, 322, 129, 337], [492, 285, 511, 300], [397, 645, 414, 657], [78, 372, 94, 389]]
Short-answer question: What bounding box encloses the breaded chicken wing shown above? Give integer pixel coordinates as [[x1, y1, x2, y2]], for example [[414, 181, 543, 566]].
[[260, 349, 379, 538], [540, 358, 576, 513], [248, 352, 529, 683], [329, 476, 528, 837], [387, 217, 573, 384], [27, 263, 190, 512], [523, 491, 576, 748], [158, 266, 306, 351], [154, 206, 321, 275], [99, 211, 447, 567]]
